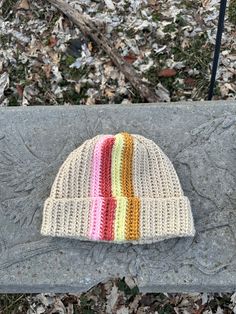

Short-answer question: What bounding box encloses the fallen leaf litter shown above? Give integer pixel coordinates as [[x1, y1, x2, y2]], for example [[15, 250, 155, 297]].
[[0, 0, 235, 104]]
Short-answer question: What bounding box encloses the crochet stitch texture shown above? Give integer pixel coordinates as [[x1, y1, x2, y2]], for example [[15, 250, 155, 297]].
[[41, 132, 196, 244]]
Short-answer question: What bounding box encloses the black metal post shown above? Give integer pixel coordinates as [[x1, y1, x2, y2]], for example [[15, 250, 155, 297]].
[[208, 0, 227, 100]]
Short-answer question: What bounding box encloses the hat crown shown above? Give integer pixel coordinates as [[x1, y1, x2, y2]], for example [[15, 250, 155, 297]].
[[41, 132, 195, 244], [50, 133, 183, 200]]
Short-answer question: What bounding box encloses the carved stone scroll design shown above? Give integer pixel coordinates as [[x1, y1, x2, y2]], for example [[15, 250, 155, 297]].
[[0, 111, 236, 290]]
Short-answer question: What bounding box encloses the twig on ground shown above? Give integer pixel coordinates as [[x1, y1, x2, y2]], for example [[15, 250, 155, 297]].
[[46, 0, 162, 103]]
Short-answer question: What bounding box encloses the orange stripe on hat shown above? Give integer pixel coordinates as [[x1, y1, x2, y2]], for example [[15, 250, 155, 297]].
[[120, 132, 140, 241]]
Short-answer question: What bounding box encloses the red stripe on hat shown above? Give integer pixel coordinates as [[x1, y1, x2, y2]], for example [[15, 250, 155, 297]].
[[99, 137, 117, 240]]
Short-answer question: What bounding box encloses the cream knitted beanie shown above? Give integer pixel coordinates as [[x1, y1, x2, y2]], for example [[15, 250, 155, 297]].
[[41, 132, 195, 244]]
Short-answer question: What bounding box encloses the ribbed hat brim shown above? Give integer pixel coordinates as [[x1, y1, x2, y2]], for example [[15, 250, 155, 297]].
[[40, 196, 195, 245]]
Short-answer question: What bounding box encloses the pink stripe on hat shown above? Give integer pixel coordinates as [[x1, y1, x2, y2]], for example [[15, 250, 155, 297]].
[[88, 135, 114, 240]]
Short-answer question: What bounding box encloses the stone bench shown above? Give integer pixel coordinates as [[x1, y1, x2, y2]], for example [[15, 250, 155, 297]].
[[0, 101, 236, 293]]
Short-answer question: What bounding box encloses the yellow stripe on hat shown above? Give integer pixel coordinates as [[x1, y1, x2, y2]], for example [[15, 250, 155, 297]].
[[112, 132, 140, 241], [112, 133, 126, 240]]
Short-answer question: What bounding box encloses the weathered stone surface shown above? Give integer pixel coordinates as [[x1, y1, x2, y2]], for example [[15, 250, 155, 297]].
[[0, 101, 236, 292]]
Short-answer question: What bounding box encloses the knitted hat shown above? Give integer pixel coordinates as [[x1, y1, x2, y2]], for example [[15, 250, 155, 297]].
[[41, 132, 195, 244]]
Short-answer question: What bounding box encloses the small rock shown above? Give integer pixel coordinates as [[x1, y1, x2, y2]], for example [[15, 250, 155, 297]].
[[124, 276, 138, 289]]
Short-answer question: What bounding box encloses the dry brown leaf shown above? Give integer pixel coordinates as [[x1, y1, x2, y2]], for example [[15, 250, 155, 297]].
[[106, 284, 119, 313], [17, 0, 30, 10], [16, 84, 24, 97], [193, 304, 206, 314], [75, 83, 81, 94], [129, 295, 142, 312], [201, 0, 210, 8], [181, 38, 190, 49], [86, 96, 96, 105], [88, 42, 93, 52], [48, 35, 58, 48], [159, 68, 177, 77], [43, 64, 52, 79], [48, 51, 61, 65], [184, 77, 196, 87], [123, 54, 138, 64], [104, 88, 115, 98]]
